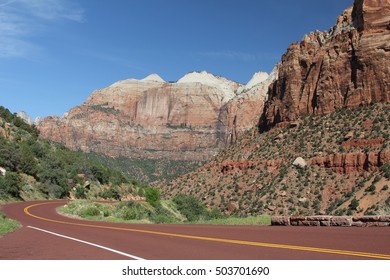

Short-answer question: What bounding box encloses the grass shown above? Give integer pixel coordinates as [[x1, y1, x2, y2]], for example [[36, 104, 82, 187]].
[[0, 212, 21, 237], [59, 200, 163, 224], [193, 215, 271, 225], [58, 200, 271, 225]]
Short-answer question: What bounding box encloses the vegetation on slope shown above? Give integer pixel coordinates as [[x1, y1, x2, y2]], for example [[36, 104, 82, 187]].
[[87, 153, 203, 184], [162, 103, 390, 217], [59, 194, 271, 225], [0, 106, 135, 201], [1, 105, 269, 226]]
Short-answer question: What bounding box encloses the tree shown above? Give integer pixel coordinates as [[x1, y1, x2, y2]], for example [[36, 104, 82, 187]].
[[0, 172, 22, 198], [18, 142, 38, 177], [144, 188, 160, 207], [381, 163, 390, 179], [349, 198, 359, 211], [173, 194, 207, 222]]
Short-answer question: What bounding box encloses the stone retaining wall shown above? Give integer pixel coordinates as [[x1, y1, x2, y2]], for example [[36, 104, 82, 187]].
[[271, 215, 390, 227]]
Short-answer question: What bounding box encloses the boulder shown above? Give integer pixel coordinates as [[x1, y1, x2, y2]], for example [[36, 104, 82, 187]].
[[293, 157, 307, 169], [271, 216, 290, 226], [330, 216, 353, 226]]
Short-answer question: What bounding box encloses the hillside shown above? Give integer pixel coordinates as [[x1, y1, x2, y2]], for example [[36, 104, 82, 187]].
[[160, 0, 390, 217], [0, 106, 140, 202], [161, 103, 390, 216]]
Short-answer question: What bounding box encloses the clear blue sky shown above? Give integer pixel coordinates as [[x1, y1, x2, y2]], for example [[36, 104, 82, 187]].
[[0, 0, 353, 119]]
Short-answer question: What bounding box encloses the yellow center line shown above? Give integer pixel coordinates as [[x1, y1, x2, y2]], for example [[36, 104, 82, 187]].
[[24, 201, 390, 260]]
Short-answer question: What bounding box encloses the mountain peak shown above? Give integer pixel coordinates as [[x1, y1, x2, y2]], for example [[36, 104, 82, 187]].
[[141, 74, 165, 83], [177, 71, 229, 83], [244, 72, 269, 90], [177, 71, 241, 102]]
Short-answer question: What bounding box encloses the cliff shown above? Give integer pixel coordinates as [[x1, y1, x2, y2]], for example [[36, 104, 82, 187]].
[[38, 72, 274, 161], [260, 0, 390, 129]]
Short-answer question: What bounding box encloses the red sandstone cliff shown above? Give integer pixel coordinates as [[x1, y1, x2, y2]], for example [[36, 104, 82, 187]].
[[260, 0, 390, 129]]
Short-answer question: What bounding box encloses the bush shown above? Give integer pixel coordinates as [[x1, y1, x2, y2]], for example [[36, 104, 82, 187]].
[[0, 172, 22, 198], [144, 188, 160, 207], [173, 194, 207, 222], [115, 201, 152, 221], [150, 203, 179, 224], [349, 198, 359, 211], [100, 187, 121, 200], [75, 186, 87, 199], [151, 210, 178, 224], [381, 163, 390, 179], [80, 206, 100, 217], [120, 208, 137, 220], [205, 208, 224, 220], [365, 185, 376, 193]]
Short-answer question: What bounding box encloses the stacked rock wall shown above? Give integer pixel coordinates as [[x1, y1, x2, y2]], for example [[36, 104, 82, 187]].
[[272, 215, 390, 227]]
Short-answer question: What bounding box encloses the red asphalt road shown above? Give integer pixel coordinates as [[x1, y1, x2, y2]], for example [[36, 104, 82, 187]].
[[0, 200, 389, 260]]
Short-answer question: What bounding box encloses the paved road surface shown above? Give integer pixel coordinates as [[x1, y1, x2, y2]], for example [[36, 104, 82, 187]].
[[1, 200, 389, 260]]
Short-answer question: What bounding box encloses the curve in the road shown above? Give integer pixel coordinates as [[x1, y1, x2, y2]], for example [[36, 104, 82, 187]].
[[24, 201, 390, 260]]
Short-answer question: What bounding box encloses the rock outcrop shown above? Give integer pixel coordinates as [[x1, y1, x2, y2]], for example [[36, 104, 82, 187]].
[[260, 0, 390, 129], [38, 72, 274, 161], [16, 111, 33, 125], [310, 150, 390, 174]]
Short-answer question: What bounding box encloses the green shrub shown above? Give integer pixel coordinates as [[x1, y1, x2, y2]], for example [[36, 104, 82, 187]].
[[115, 201, 152, 221], [365, 185, 376, 193], [75, 186, 87, 199], [0, 172, 22, 198], [80, 206, 100, 217], [144, 188, 160, 207], [349, 198, 359, 210], [120, 208, 137, 220], [205, 208, 224, 220], [373, 175, 382, 183], [151, 213, 177, 224], [173, 194, 207, 222], [381, 163, 390, 179], [100, 187, 121, 200]]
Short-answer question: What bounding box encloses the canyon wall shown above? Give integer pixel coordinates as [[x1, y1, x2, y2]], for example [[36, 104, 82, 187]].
[[260, 0, 390, 129]]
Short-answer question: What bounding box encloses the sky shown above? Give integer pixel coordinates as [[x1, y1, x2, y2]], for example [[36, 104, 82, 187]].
[[0, 0, 354, 120]]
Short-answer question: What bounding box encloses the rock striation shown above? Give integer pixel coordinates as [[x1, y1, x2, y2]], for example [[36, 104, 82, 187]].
[[38, 72, 274, 161], [309, 150, 390, 174], [260, 0, 390, 129]]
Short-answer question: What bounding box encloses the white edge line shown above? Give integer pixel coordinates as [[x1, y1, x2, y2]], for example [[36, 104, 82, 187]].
[[28, 226, 145, 260]]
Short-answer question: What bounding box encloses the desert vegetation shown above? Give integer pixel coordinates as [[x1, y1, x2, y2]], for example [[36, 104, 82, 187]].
[[162, 103, 390, 217], [59, 192, 271, 225], [0, 106, 136, 201]]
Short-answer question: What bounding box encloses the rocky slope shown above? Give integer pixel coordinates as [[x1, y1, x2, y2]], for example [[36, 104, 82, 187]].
[[160, 0, 390, 216], [260, 0, 390, 129], [38, 71, 275, 161], [162, 103, 390, 217]]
